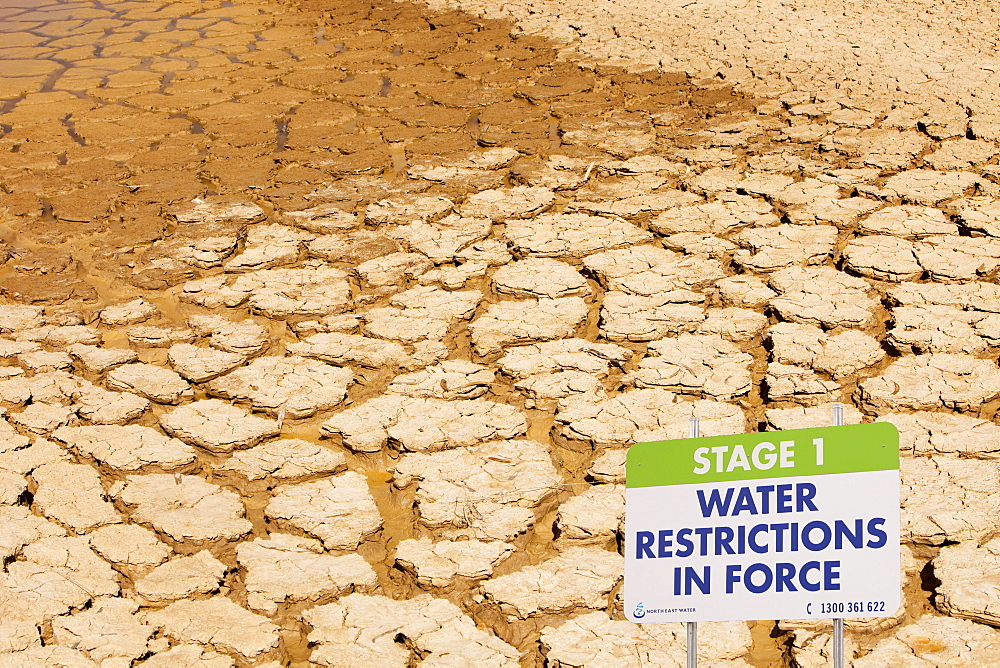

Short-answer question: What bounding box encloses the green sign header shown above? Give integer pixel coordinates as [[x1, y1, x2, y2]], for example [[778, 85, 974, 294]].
[[626, 422, 899, 488]]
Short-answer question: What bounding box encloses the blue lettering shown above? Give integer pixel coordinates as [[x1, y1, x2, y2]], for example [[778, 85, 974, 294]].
[[770, 523, 789, 551], [695, 527, 712, 556], [824, 560, 841, 590], [748, 523, 768, 554], [636, 531, 655, 559], [685, 566, 711, 595], [657, 530, 673, 558], [731, 487, 759, 516], [775, 562, 797, 592], [834, 519, 863, 549], [867, 518, 887, 548], [696, 487, 734, 517], [715, 527, 735, 555], [776, 484, 793, 512], [744, 563, 773, 594], [796, 482, 818, 512], [676, 528, 694, 557], [725, 564, 742, 593], [802, 520, 832, 551], [756, 484, 775, 513], [799, 561, 821, 591]]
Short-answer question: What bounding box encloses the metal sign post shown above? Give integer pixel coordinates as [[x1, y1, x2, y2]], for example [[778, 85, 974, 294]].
[[831, 404, 844, 668], [687, 416, 699, 668]]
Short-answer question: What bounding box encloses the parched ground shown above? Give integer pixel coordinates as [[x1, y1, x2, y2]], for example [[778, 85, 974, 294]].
[[1, 0, 1000, 665], [427, 0, 1000, 117]]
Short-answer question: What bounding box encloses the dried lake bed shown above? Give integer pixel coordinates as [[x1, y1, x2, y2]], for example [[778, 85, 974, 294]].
[[1, 0, 1000, 664]]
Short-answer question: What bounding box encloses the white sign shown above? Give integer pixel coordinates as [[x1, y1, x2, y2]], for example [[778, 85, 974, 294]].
[[625, 423, 900, 623]]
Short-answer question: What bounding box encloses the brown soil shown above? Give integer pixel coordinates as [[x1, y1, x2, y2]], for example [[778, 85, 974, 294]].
[[0, 0, 970, 665]]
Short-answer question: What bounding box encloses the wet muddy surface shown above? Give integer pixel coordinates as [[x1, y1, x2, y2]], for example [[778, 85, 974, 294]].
[[2, 0, 1000, 665]]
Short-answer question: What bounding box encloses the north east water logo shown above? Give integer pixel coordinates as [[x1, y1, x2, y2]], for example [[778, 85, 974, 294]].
[[634, 602, 646, 618]]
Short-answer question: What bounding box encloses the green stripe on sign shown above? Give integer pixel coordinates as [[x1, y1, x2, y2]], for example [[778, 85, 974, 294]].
[[626, 422, 899, 488]]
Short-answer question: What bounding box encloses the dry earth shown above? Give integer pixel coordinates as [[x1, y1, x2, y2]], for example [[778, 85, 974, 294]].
[[426, 0, 1000, 120], [1, 0, 1000, 665]]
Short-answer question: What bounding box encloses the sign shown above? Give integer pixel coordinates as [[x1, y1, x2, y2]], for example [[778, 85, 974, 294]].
[[625, 422, 900, 623]]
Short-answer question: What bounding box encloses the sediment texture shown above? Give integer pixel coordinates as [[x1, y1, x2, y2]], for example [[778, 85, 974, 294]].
[[0, 0, 998, 665]]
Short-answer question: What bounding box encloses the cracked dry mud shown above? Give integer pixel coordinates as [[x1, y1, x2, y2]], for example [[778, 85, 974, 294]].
[[1, 0, 1000, 665]]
